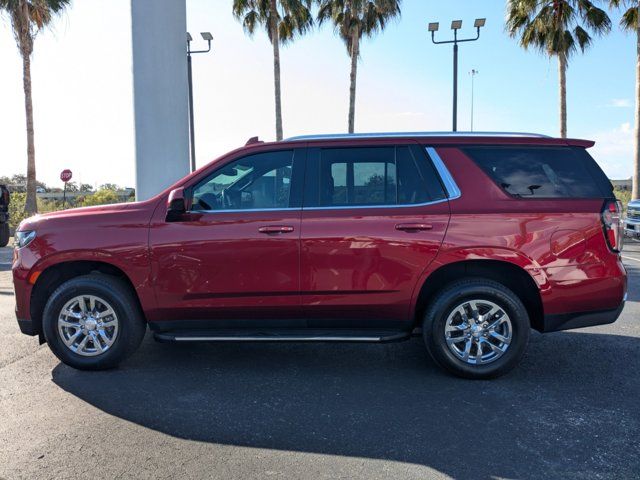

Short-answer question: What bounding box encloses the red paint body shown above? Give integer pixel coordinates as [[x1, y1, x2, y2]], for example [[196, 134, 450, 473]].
[[12, 135, 627, 335]]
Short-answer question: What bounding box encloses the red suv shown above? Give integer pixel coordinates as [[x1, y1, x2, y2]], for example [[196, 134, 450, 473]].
[[12, 133, 627, 378]]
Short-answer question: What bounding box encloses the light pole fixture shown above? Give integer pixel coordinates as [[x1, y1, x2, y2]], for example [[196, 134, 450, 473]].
[[429, 18, 485, 132], [187, 32, 213, 172]]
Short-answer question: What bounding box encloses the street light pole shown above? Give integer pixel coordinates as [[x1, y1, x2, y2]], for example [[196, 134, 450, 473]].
[[453, 40, 458, 131], [186, 32, 213, 173], [470, 69, 478, 131], [428, 19, 485, 132]]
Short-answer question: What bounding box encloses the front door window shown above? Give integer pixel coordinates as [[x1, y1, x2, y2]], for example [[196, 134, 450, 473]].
[[192, 150, 295, 211]]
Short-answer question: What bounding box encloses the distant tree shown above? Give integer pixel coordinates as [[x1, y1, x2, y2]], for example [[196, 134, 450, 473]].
[[317, 0, 401, 133], [233, 0, 314, 140], [609, 0, 640, 199], [506, 0, 611, 138], [0, 0, 71, 214], [99, 183, 119, 191], [64, 181, 79, 192], [10, 173, 26, 185], [79, 183, 94, 193]]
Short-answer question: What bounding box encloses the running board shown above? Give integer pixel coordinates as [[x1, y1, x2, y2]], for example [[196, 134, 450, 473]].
[[153, 329, 411, 344]]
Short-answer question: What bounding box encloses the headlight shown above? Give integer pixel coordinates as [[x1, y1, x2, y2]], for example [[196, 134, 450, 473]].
[[14, 230, 36, 249]]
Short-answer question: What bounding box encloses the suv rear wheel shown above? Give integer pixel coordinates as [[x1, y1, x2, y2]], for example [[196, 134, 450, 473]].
[[42, 274, 146, 370], [423, 278, 530, 379]]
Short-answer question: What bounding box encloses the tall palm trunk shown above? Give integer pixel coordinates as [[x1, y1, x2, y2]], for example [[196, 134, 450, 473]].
[[348, 29, 359, 134], [558, 52, 567, 138], [633, 3, 640, 200], [270, 0, 283, 141], [21, 45, 37, 214]]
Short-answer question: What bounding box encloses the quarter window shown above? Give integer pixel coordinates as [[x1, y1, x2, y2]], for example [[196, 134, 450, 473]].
[[463, 146, 613, 198], [192, 150, 294, 211]]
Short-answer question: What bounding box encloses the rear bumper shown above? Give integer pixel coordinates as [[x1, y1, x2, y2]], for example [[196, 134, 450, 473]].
[[541, 299, 625, 333]]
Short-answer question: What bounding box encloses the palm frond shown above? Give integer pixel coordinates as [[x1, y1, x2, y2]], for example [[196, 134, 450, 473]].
[[506, 0, 611, 60], [315, 0, 401, 55], [620, 6, 638, 30], [234, 0, 313, 45], [0, 0, 70, 55]]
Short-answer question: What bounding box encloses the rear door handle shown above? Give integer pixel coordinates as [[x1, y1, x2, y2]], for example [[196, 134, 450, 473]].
[[258, 225, 295, 234], [395, 223, 433, 232]]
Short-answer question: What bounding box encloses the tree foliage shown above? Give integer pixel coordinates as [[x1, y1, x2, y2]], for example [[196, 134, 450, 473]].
[[316, 0, 401, 54], [506, 0, 611, 58], [233, 0, 314, 45]]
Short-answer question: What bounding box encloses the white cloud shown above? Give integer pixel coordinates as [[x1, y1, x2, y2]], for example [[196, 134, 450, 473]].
[[590, 122, 634, 179], [607, 98, 632, 108]]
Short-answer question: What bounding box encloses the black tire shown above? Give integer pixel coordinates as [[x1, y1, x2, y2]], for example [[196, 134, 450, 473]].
[[422, 278, 530, 379], [0, 223, 9, 248], [42, 273, 146, 370]]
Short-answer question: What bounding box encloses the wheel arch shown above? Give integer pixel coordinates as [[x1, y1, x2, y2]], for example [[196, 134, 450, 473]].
[[30, 260, 147, 336], [413, 259, 545, 332]]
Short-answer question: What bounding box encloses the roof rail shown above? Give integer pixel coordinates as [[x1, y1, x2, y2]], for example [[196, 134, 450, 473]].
[[284, 132, 552, 142]]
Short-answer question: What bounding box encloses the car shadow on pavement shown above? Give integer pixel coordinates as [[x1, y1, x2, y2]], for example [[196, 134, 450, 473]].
[[52, 330, 640, 480]]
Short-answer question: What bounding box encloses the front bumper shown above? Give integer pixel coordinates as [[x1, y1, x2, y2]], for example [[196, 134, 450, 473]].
[[625, 216, 640, 235], [17, 318, 38, 336], [12, 244, 37, 336]]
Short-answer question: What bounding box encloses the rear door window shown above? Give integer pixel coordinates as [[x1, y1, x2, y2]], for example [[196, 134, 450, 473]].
[[305, 146, 446, 207], [463, 146, 613, 198]]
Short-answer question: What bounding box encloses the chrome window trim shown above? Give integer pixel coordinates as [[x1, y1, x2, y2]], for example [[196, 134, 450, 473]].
[[190, 207, 300, 214], [187, 146, 461, 214], [425, 147, 461, 200], [190, 199, 450, 214], [301, 198, 449, 211], [285, 132, 550, 142]]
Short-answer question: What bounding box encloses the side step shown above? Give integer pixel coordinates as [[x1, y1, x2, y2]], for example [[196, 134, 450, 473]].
[[154, 329, 411, 344]]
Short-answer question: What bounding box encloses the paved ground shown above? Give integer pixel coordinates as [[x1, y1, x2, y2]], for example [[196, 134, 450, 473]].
[[0, 242, 639, 480]]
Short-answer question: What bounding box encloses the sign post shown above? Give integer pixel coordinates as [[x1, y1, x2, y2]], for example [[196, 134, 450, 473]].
[[60, 169, 72, 208]]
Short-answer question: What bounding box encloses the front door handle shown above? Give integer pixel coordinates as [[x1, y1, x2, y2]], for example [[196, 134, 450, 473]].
[[258, 225, 295, 234], [395, 223, 433, 232]]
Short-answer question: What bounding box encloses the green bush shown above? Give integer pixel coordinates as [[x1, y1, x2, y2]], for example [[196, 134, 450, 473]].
[[8, 192, 29, 232], [79, 189, 120, 207], [614, 187, 632, 214], [6, 189, 126, 233]]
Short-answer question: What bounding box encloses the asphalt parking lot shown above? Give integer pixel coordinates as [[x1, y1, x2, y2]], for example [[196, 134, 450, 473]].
[[0, 242, 639, 480]]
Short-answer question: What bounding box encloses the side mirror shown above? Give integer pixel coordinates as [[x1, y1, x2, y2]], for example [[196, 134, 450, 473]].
[[166, 187, 186, 222]]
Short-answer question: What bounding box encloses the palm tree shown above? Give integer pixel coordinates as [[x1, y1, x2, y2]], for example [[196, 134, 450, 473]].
[[317, 0, 401, 133], [233, 0, 313, 141], [609, 1, 640, 199], [0, 0, 70, 215], [506, 0, 611, 138]]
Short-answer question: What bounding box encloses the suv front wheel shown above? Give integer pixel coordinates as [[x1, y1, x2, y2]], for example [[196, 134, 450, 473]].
[[42, 273, 146, 370], [423, 278, 530, 379]]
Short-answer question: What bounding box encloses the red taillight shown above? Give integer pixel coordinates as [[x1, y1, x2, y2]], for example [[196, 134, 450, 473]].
[[602, 200, 623, 252]]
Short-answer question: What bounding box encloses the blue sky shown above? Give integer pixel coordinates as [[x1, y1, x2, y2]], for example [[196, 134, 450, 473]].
[[0, 0, 637, 188]]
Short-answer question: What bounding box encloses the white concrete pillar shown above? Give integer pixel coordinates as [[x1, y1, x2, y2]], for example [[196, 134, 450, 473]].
[[131, 0, 190, 201]]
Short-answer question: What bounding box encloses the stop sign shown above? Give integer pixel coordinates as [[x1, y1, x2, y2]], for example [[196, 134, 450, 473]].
[[60, 169, 72, 183]]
